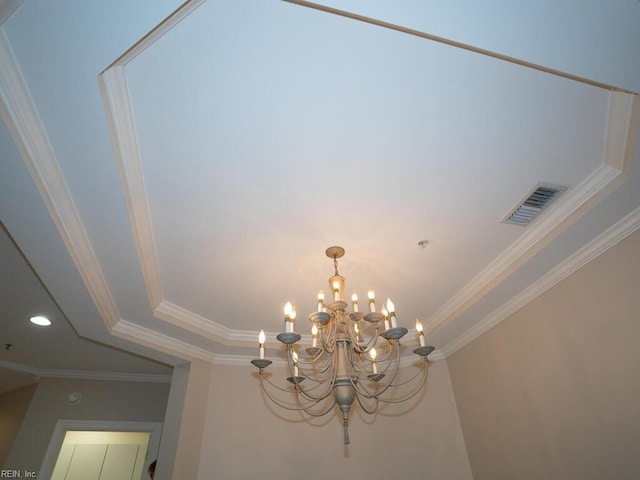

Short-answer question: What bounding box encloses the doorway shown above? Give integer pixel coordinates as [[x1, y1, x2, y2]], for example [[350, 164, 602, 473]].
[[51, 431, 149, 479], [39, 420, 162, 480]]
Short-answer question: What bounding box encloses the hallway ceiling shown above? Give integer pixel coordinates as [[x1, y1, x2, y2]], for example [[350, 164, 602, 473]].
[[1, 0, 639, 381]]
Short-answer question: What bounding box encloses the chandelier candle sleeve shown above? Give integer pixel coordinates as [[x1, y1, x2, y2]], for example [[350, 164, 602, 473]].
[[415, 320, 426, 347], [386, 298, 398, 328], [292, 350, 299, 377], [259, 329, 266, 359], [370, 347, 378, 375], [317, 290, 324, 312], [290, 307, 297, 331], [352, 293, 359, 312], [381, 306, 390, 331], [368, 290, 376, 312], [333, 281, 340, 301]]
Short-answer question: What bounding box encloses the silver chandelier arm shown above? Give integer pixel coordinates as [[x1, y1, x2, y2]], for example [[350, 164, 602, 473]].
[[258, 372, 326, 412], [294, 393, 338, 418], [345, 320, 379, 354], [289, 371, 336, 404], [354, 388, 379, 415], [376, 361, 430, 404], [297, 349, 333, 376], [370, 337, 396, 363], [319, 318, 337, 353], [382, 358, 428, 388], [293, 375, 336, 403]]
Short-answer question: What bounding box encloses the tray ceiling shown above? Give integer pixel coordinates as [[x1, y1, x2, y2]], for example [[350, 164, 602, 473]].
[[1, 0, 639, 376]]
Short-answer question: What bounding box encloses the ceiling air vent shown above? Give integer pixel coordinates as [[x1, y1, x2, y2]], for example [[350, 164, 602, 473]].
[[502, 184, 567, 226]]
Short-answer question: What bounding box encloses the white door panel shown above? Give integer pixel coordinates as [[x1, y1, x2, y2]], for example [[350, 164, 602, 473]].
[[65, 444, 107, 480], [51, 431, 150, 480], [101, 444, 141, 480]]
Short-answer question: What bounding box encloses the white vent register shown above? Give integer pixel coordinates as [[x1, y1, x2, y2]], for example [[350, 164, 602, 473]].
[[503, 184, 567, 226]]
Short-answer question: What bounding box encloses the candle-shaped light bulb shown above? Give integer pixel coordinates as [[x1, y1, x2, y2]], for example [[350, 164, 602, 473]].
[[311, 324, 318, 348], [333, 280, 340, 301], [317, 290, 324, 312], [370, 347, 378, 375], [368, 290, 376, 312], [415, 320, 426, 347], [381, 306, 390, 331], [284, 302, 292, 332], [386, 298, 398, 328], [386, 298, 395, 313], [352, 293, 359, 312], [258, 329, 265, 359]]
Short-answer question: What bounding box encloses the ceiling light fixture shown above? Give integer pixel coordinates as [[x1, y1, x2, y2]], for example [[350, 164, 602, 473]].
[[29, 316, 51, 326], [251, 246, 435, 444]]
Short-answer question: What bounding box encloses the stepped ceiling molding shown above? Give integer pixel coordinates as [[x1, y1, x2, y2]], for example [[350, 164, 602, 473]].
[[0, 0, 639, 377]]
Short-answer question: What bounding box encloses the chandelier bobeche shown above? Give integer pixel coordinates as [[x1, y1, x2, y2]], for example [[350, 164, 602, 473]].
[[251, 246, 435, 444]]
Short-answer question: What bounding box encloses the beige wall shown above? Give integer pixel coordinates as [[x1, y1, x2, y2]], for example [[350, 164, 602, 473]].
[[0, 383, 37, 466], [448, 229, 640, 480], [197, 359, 472, 480], [4, 377, 170, 473]]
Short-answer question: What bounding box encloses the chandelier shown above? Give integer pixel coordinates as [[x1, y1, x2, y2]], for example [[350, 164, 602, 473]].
[[251, 246, 435, 444]]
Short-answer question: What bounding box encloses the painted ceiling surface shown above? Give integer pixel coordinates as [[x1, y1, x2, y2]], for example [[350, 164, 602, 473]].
[[0, 0, 639, 378]]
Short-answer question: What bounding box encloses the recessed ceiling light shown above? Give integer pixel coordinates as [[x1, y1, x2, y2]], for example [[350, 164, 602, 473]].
[[29, 316, 51, 326]]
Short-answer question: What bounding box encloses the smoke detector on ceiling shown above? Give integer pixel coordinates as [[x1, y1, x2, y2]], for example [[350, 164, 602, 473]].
[[502, 183, 567, 226]]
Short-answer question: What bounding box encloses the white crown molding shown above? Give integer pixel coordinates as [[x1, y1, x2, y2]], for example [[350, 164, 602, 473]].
[[0, 360, 39, 377], [102, 0, 206, 71], [425, 92, 640, 335], [97, 0, 454, 354], [98, 0, 209, 325], [154, 300, 233, 343], [285, 1, 638, 94], [99, 66, 164, 310], [605, 92, 640, 175], [0, 29, 121, 331], [37, 368, 171, 383], [156, 301, 316, 348], [98, 0, 640, 361], [112, 318, 215, 362], [0, 0, 22, 25], [5, 0, 633, 369], [2, 19, 444, 367], [0, 359, 170, 383], [441, 205, 640, 357]]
